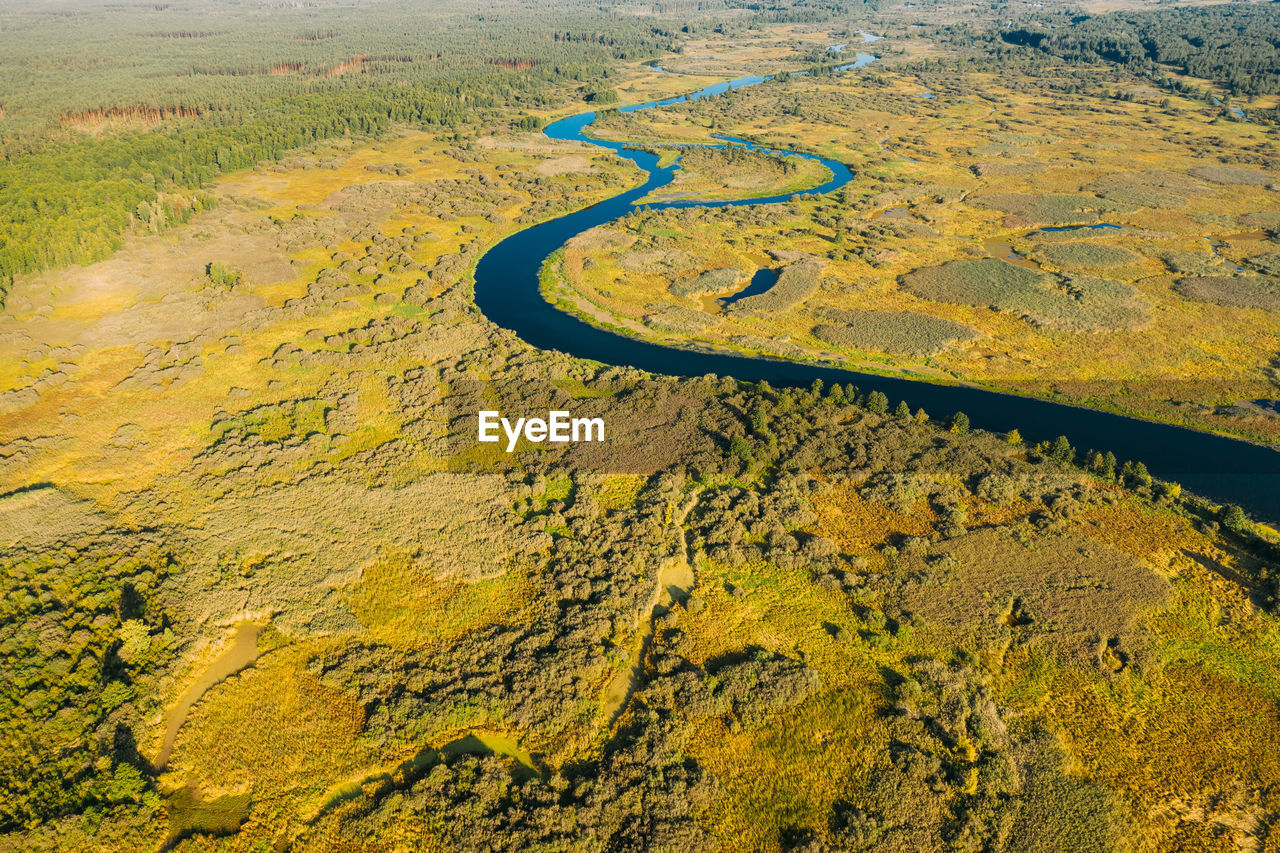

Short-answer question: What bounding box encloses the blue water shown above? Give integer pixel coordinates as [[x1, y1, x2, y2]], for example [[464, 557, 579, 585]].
[[473, 59, 1280, 522], [723, 268, 778, 306], [1040, 223, 1124, 233]]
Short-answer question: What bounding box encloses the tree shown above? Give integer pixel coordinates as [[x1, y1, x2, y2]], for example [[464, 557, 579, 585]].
[[894, 400, 911, 420], [1221, 504, 1247, 533], [1103, 451, 1117, 479], [1048, 435, 1074, 465], [866, 391, 888, 414], [948, 411, 970, 434], [751, 402, 771, 438], [1005, 428, 1022, 446]]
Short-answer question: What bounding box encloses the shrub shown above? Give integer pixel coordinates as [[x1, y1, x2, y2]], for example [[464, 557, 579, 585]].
[[1175, 275, 1280, 311], [1221, 504, 1248, 533], [726, 260, 822, 314], [1036, 242, 1142, 270], [206, 261, 242, 288], [669, 267, 742, 298], [811, 308, 979, 356]]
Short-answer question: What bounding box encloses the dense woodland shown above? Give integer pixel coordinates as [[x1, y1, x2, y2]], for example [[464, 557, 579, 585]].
[[0, 0, 895, 295], [1004, 3, 1280, 97]]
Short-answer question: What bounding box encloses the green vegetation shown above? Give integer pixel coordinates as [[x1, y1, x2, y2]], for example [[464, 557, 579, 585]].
[[727, 259, 823, 314], [811, 307, 978, 355], [901, 259, 1149, 331], [0, 493, 176, 828], [5, 1, 1280, 850], [1009, 3, 1280, 96], [0, 0, 681, 292]]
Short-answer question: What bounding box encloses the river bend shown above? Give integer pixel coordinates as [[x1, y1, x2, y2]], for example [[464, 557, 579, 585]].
[[473, 62, 1280, 522]]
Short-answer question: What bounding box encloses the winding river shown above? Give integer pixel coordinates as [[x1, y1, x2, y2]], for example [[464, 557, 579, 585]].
[[473, 60, 1280, 523]]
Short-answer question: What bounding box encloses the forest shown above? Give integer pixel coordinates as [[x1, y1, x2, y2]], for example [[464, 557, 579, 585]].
[[1004, 3, 1280, 97], [0, 0, 687, 294]]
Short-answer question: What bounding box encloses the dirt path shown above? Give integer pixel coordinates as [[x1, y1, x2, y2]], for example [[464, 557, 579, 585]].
[[154, 621, 266, 770], [600, 488, 701, 723]]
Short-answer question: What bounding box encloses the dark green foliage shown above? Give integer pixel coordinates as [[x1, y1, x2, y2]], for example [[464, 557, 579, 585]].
[[584, 87, 619, 104], [1012, 4, 1280, 96], [0, 505, 178, 829], [948, 412, 970, 434], [1221, 504, 1248, 533], [1048, 435, 1075, 465], [0, 0, 682, 286]]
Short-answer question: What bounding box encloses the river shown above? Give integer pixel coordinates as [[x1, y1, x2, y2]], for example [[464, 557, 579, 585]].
[[473, 57, 1280, 523]]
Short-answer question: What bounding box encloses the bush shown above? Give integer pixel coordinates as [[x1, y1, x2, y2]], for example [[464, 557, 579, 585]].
[[727, 260, 822, 314], [811, 308, 979, 356], [206, 261, 241, 288], [1174, 275, 1280, 311], [1035, 242, 1142, 270], [1221, 504, 1248, 533]]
